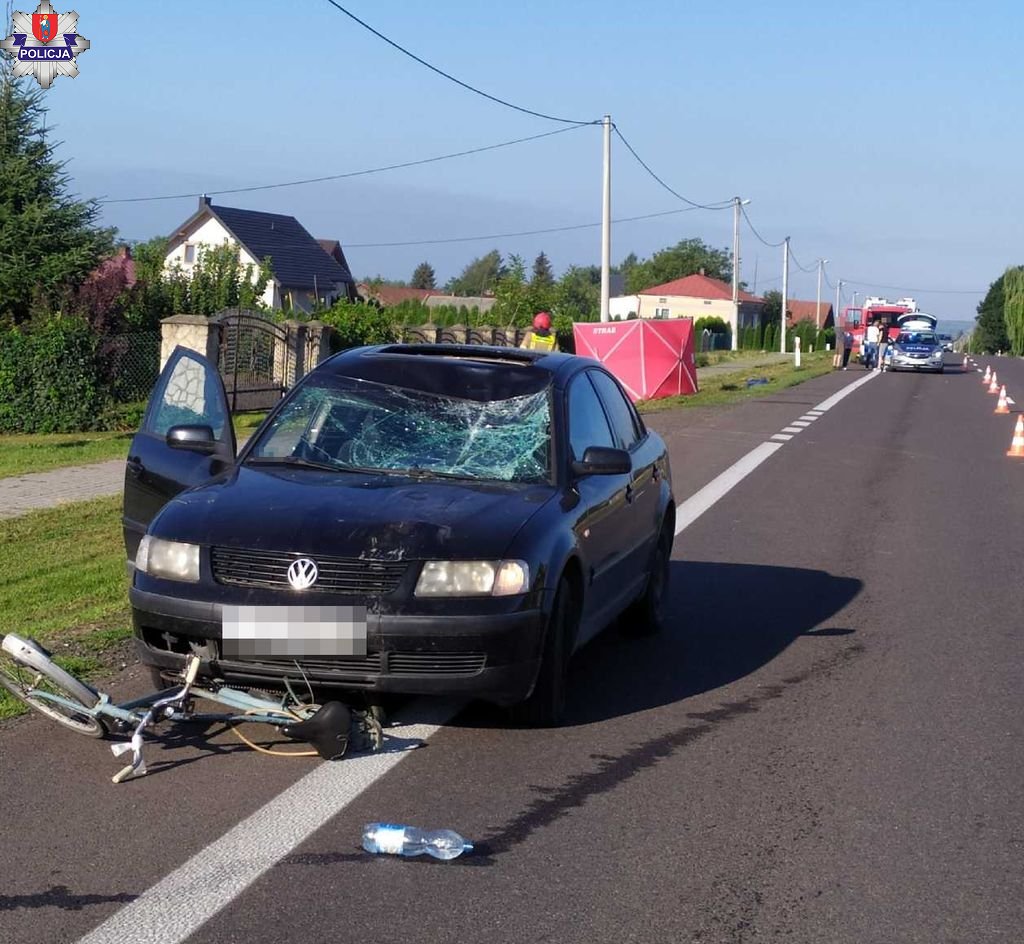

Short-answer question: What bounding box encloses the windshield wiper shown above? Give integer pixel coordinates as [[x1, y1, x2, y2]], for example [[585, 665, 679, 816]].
[[246, 456, 342, 472]]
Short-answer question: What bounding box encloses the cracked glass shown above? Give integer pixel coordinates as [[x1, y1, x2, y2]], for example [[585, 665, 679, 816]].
[[248, 376, 552, 484]]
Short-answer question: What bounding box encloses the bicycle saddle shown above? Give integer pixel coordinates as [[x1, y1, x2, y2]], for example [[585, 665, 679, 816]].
[[283, 701, 352, 760]]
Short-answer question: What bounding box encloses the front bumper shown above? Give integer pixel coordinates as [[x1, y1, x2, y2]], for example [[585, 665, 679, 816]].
[[889, 355, 944, 372], [129, 586, 547, 706]]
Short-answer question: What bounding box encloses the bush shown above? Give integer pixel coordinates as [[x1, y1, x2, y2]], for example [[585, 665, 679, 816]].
[[0, 315, 110, 433], [319, 301, 400, 352]]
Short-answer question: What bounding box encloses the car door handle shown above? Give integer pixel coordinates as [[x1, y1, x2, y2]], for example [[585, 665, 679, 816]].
[[624, 483, 634, 503], [126, 456, 144, 478]]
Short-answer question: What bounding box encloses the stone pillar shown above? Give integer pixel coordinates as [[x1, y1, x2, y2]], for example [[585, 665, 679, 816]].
[[304, 321, 334, 371], [283, 320, 307, 387], [160, 315, 220, 370]]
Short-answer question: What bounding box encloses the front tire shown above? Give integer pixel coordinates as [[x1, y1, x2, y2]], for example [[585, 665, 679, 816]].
[[0, 636, 106, 738], [622, 520, 673, 637], [507, 578, 575, 728]]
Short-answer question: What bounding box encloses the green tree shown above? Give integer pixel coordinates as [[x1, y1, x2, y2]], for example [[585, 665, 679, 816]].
[[446, 250, 505, 296], [556, 265, 600, 321], [531, 251, 554, 288], [760, 289, 782, 327], [625, 238, 732, 294], [0, 59, 115, 326], [410, 261, 436, 290], [162, 243, 272, 317], [491, 254, 556, 326], [974, 275, 1010, 354], [1002, 265, 1024, 356]]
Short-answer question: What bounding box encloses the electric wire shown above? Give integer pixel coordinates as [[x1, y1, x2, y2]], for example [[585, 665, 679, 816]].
[[787, 247, 818, 274], [740, 204, 786, 248], [611, 126, 734, 211], [97, 126, 589, 204], [843, 279, 983, 295], [321, 0, 598, 126], [345, 205, 706, 249]]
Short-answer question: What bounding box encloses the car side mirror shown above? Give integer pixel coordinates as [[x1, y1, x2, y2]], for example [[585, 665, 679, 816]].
[[167, 424, 218, 454], [571, 445, 631, 477]]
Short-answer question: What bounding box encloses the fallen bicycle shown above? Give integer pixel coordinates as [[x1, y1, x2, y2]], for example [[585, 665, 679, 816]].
[[0, 633, 387, 783]]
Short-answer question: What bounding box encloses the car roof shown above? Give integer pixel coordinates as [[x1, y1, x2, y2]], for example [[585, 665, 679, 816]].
[[310, 343, 593, 400]]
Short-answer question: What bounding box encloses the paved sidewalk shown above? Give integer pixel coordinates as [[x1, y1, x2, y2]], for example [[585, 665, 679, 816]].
[[0, 459, 126, 520]]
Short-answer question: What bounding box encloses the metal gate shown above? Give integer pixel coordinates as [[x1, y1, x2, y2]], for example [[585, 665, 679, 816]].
[[215, 310, 290, 412]]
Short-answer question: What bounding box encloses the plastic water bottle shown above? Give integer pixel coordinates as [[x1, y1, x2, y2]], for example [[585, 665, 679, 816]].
[[361, 822, 474, 860]]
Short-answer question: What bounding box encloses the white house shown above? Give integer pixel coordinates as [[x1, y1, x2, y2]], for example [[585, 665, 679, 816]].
[[164, 197, 356, 312], [609, 273, 764, 349]]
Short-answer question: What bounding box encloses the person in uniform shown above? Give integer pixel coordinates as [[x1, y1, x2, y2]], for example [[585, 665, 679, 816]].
[[519, 312, 558, 352]]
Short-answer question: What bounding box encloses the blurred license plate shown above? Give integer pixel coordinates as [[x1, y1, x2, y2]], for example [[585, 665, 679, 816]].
[[221, 605, 367, 659]]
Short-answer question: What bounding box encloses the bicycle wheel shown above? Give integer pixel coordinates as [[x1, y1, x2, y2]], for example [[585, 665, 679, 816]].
[[0, 637, 106, 738]]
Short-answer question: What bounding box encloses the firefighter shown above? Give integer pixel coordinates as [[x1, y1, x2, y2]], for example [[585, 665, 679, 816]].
[[519, 312, 558, 352]]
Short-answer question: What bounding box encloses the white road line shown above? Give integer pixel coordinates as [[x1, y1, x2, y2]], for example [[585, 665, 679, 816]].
[[674, 441, 783, 535], [76, 705, 458, 944], [771, 434, 793, 442], [812, 370, 878, 412], [781, 426, 804, 434], [806, 410, 824, 416], [797, 415, 819, 422], [790, 421, 812, 427]]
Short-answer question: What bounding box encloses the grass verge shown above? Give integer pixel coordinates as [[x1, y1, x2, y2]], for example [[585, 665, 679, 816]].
[[0, 411, 269, 480], [0, 431, 133, 480], [637, 351, 836, 413], [0, 495, 132, 721]]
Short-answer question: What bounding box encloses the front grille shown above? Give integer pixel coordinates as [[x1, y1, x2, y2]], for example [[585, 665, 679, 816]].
[[388, 652, 486, 676], [229, 652, 485, 678], [211, 547, 408, 594]]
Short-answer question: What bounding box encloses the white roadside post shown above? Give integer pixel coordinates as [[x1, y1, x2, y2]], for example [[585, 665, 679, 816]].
[[795, 335, 801, 367]]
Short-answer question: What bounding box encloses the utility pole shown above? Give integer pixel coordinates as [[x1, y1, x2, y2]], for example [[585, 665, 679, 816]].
[[731, 197, 750, 351], [816, 258, 828, 330], [835, 278, 845, 327], [780, 237, 790, 353], [600, 115, 612, 323]]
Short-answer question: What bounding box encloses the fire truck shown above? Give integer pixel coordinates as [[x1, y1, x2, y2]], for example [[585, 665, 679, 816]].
[[839, 296, 935, 361]]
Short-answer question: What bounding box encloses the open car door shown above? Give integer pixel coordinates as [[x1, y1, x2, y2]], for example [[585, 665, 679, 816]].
[[122, 346, 236, 568]]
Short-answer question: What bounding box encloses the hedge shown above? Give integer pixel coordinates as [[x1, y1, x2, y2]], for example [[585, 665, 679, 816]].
[[0, 315, 111, 433]]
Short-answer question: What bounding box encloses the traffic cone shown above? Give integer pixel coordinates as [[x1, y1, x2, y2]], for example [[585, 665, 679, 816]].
[[988, 372, 1000, 394], [1007, 416, 1024, 457], [983, 365, 991, 385], [962, 356, 969, 372], [995, 385, 1010, 414]]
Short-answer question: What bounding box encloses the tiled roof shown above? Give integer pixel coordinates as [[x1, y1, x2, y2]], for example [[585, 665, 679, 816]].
[[786, 299, 833, 325], [357, 284, 437, 306], [637, 273, 761, 303], [209, 204, 353, 290]]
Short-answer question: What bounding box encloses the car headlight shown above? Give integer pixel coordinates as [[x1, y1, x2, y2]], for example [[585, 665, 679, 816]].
[[136, 535, 201, 582], [930, 350, 943, 359], [414, 560, 530, 597]]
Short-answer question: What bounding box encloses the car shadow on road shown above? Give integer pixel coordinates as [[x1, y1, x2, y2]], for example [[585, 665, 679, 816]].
[[457, 559, 862, 729]]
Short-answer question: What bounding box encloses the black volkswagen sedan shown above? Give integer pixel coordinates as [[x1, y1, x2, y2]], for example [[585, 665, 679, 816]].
[[122, 343, 675, 726]]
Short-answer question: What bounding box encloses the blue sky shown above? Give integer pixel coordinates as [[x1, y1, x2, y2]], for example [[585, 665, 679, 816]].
[[29, 0, 1024, 321]]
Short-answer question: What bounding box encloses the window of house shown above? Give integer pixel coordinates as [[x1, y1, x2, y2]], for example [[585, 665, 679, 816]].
[[656, 308, 670, 319], [183, 244, 196, 264]]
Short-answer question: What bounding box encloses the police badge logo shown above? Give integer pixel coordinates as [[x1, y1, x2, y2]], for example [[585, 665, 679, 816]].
[[1, 1, 90, 89]]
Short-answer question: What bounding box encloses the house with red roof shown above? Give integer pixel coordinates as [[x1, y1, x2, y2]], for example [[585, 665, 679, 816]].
[[610, 272, 765, 349], [784, 299, 834, 329]]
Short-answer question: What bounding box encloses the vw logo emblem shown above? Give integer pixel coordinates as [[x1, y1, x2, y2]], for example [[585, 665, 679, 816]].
[[287, 558, 318, 590]]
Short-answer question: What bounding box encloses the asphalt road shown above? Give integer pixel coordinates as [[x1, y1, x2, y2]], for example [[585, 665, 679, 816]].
[[2, 355, 1022, 944]]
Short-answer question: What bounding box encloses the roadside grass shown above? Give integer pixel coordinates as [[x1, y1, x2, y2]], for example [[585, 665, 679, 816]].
[[0, 495, 131, 721], [0, 411, 270, 481], [0, 431, 133, 480], [638, 351, 835, 413]]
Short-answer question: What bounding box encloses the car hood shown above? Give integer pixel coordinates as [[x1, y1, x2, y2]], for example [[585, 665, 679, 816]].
[[151, 465, 556, 561]]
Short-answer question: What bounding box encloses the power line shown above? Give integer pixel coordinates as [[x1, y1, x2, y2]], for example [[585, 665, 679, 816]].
[[788, 247, 818, 274], [98, 126, 588, 205], [612, 126, 733, 211], [741, 204, 786, 248], [346, 205, 706, 249], [844, 278, 984, 295], [321, 0, 598, 126]]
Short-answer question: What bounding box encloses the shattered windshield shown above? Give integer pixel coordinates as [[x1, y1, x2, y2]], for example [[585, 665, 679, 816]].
[[247, 375, 552, 483]]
